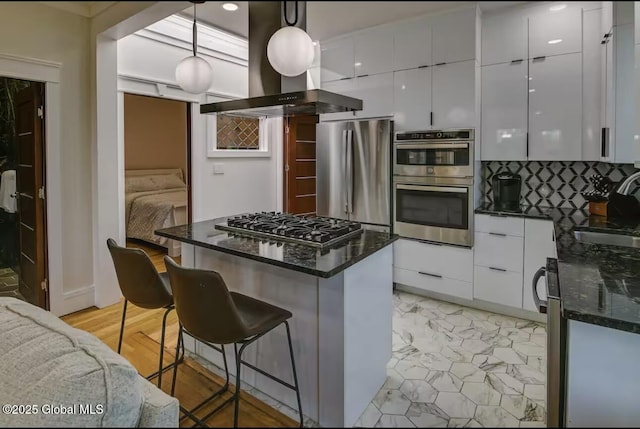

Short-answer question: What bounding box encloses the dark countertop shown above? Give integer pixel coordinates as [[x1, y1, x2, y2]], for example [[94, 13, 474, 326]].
[[156, 216, 398, 278], [476, 203, 640, 334]]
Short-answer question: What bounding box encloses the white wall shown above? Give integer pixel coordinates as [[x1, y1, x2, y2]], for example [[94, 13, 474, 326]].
[[117, 17, 282, 222], [0, 2, 93, 297]]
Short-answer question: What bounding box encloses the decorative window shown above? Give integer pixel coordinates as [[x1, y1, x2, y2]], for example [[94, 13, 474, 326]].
[[216, 115, 260, 149]]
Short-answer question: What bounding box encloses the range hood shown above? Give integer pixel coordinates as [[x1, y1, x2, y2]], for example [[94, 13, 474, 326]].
[[199, 1, 362, 118]]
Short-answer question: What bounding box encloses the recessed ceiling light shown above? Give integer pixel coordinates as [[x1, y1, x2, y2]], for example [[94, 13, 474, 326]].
[[548, 39, 563, 44], [549, 4, 567, 11], [222, 3, 239, 12]]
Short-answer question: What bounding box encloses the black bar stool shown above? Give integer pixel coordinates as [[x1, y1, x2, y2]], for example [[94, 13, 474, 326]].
[[164, 256, 303, 428], [106, 238, 184, 388]]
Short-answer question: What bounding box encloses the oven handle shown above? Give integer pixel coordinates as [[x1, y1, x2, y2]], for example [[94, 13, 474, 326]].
[[394, 143, 469, 150], [396, 184, 468, 193]]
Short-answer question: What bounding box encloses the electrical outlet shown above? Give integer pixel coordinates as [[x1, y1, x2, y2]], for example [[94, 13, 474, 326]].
[[213, 163, 224, 175]]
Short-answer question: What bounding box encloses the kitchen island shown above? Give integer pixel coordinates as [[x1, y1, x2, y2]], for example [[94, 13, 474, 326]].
[[156, 216, 398, 427]]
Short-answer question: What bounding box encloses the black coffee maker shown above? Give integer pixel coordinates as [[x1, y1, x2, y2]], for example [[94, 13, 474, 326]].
[[492, 171, 522, 210]]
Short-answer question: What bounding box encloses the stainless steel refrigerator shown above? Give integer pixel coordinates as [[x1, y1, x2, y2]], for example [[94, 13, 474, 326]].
[[316, 118, 392, 228]]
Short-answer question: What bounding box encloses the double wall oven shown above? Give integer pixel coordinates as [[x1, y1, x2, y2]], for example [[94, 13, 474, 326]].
[[393, 129, 475, 247]]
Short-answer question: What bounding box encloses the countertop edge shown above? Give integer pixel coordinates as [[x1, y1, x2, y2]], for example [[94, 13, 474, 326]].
[[562, 309, 640, 335], [155, 229, 399, 278]]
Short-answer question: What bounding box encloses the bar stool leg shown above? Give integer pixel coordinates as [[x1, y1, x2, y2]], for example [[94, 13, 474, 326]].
[[156, 306, 173, 388], [233, 342, 250, 428], [117, 300, 128, 354], [171, 324, 183, 397], [285, 321, 304, 428]]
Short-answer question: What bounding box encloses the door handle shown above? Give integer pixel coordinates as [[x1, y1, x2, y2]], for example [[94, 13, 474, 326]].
[[489, 232, 507, 237], [532, 266, 548, 313], [346, 129, 354, 214], [489, 266, 507, 272], [342, 130, 348, 214]]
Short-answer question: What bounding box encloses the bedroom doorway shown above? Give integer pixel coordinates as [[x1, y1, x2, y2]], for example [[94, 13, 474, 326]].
[[0, 78, 49, 309], [123, 93, 191, 262]]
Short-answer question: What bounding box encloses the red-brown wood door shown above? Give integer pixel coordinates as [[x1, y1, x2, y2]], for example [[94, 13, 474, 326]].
[[14, 83, 48, 309], [284, 115, 318, 215]]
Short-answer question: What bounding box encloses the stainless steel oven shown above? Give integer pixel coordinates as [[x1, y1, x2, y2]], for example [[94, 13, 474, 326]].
[[394, 129, 474, 178], [393, 176, 474, 246], [393, 129, 475, 246]]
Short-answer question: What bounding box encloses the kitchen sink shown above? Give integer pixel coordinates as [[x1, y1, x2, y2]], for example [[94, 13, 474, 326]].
[[573, 230, 640, 248]]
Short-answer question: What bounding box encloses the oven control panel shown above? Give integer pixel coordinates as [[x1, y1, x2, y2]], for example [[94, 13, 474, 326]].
[[395, 129, 474, 141]]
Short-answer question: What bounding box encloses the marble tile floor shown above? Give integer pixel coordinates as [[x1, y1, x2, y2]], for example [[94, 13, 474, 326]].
[[188, 290, 547, 428], [0, 267, 23, 301]]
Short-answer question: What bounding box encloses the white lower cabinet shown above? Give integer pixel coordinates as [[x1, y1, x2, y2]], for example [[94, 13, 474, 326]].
[[474, 232, 524, 273], [393, 238, 473, 299], [473, 266, 523, 308], [394, 267, 473, 300]]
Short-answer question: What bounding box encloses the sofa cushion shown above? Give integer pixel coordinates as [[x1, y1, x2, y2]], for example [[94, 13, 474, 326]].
[[0, 298, 144, 427]]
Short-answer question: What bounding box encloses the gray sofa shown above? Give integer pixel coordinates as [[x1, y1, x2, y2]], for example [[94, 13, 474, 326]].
[[0, 297, 179, 427]]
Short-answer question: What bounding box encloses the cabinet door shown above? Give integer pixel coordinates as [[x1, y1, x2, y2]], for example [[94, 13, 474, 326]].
[[481, 12, 527, 66], [319, 78, 358, 122], [529, 6, 582, 58], [582, 8, 603, 161], [355, 73, 394, 119], [432, 60, 475, 129], [394, 16, 431, 70], [528, 53, 582, 160], [522, 219, 554, 313], [354, 25, 395, 76], [393, 68, 432, 131], [431, 7, 477, 64], [474, 266, 524, 308], [321, 36, 355, 82], [481, 61, 528, 161]]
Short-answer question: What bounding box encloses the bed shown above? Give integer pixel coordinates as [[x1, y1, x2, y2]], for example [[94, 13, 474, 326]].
[[125, 168, 187, 257]]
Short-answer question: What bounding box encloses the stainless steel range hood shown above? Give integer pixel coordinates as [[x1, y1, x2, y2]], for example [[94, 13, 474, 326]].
[[199, 1, 362, 118]]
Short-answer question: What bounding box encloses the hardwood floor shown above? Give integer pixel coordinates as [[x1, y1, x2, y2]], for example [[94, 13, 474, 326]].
[[62, 240, 296, 428]]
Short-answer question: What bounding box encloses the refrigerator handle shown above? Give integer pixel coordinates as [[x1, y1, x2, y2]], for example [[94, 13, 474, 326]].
[[532, 266, 548, 314], [347, 129, 354, 214], [342, 129, 348, 214]]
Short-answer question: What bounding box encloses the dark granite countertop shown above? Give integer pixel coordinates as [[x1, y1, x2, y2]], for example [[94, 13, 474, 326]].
[[476, 203, 640, 334], [156, 216, 398, 278]]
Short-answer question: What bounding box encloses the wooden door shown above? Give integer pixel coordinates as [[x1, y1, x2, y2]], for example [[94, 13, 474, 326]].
[[284, 116, 318, 215], [14, 83, 47, 309]]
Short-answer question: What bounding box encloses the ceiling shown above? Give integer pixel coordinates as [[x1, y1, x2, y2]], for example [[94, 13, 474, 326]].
[[39, 1, 116, 18], [181, 1, 528, 40]]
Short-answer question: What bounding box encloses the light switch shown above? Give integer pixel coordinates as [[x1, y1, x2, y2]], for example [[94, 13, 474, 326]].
[[213, 163, 224, 175]]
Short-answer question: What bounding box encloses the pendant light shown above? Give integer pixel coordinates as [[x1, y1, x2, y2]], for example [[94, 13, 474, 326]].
[[267, 1, 315, 77], [175, 1, 213, 94]]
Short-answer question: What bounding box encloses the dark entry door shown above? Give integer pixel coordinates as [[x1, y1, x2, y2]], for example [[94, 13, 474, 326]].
[[14, 83, 47, 309], [284, 115, 318, 215]]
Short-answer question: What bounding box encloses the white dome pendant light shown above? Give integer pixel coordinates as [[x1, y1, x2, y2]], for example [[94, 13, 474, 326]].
[[267, 1, 315, 77], [176, 1, 213, 94]]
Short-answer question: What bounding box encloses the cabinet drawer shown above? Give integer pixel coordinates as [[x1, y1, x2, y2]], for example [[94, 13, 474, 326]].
[[474, 232, 524, 272], [394, 238, 473, 282], [474, 266, 523, 308], [475, 214, 524, 237], [394, 267, 473, 300]]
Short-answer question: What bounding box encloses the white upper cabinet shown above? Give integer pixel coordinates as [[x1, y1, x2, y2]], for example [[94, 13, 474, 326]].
[[528, 53, 583, 160], [432, 60, 476, 129], [529, 6, 582, 58], [432, 7, 477, 64], [394, 16, 432, 70], [355, 72, 394, 119], [481, 61, 528, 161], [582, 7, 603, 161], [354, 25, 395, 76], [321, 36, 354, 82], [394, 67, 432, 131], [481, 12, 527, 65]]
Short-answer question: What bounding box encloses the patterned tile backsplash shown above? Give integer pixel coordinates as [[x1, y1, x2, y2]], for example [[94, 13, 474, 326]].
[[482, 161, 639, 209]]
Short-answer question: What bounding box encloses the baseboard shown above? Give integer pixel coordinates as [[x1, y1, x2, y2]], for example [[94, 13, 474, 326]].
[[395, 283, 546, 324], [52, 285, 96, 317]]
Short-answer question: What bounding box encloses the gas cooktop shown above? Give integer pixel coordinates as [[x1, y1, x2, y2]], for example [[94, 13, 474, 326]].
[[215, 212, 363, 248]]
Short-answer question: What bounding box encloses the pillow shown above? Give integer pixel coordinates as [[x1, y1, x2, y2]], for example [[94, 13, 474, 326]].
[[125, 174, 185, 193]]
